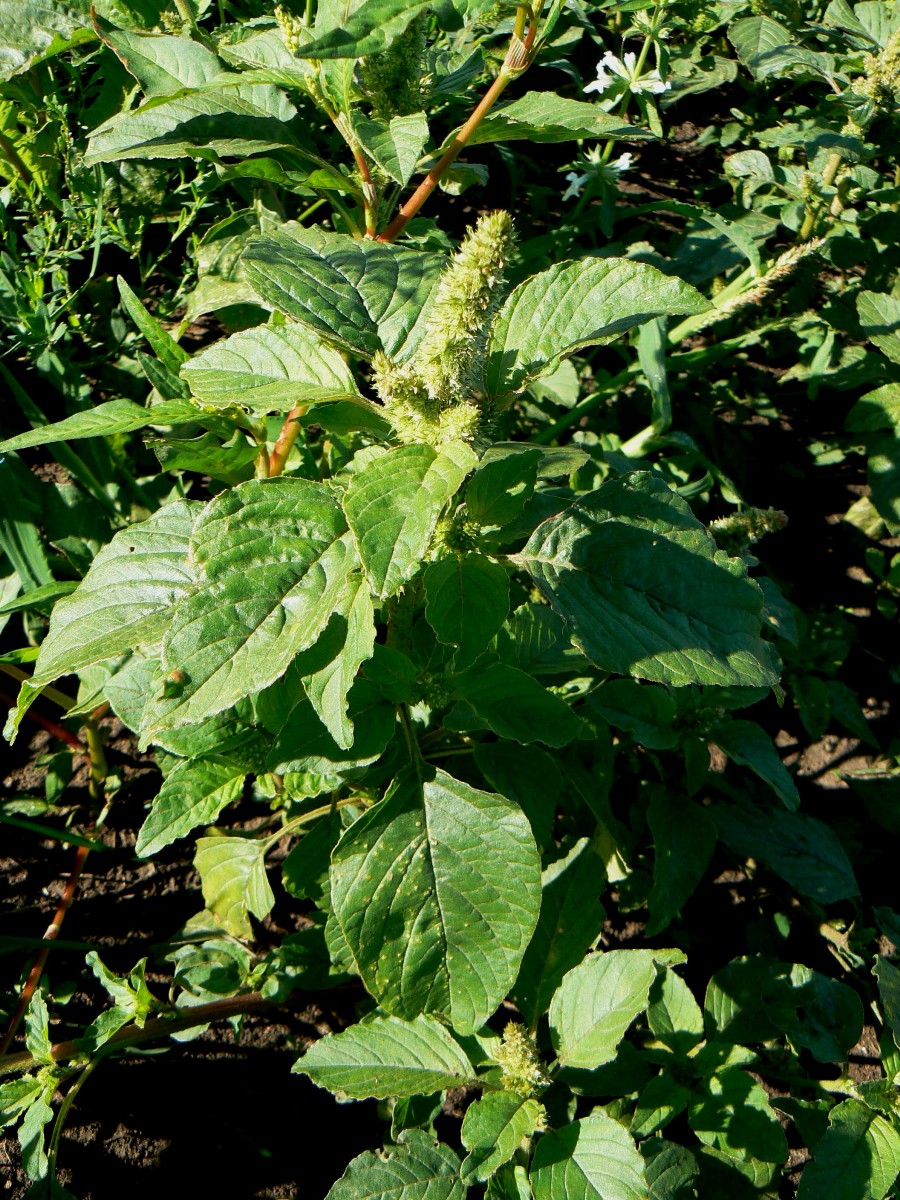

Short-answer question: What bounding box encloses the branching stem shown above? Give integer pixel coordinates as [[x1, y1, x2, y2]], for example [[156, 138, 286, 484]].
[[377, 9, 538, 243]]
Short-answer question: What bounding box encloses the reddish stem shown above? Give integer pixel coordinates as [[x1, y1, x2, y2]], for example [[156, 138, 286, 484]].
[[377, 19, 537, 244], [268, 405, 308, 477], [0, 843, 92, 1055], [0, 691, 84, 752]]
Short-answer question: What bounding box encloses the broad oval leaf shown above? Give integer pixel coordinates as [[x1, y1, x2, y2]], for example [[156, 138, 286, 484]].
[[181, 322, 362, 412], [136, 756, 247, 858], [40, 393, 198, 452], [100, 26, 225, 97], [242, 229, 444, 360], [145, 478, 357, 735], [424, 554, 509, 669], [295, 1012, 476, 1099], [344, 442, 476, 600], [797, 1098, 900, 1200], [330, 768, 541, 1034], [484, 259, 709, 399], [324, 1129, 465, 1200], [451, 662, 583, 748], [467, 92, 654, 148], [530, 1110, 647, 1200], [461, 1092, 546, 1183], [8, 499, 199, 740], [515, 471, 779, 689], [512, 839, 606, 1029], [194, 833, 275, 939], [549, 949, 659, 1070], [85, 85, 298, 165]]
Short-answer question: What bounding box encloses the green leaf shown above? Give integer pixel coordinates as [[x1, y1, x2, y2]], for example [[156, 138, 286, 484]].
[[330, 768, 541, 1034], [344, 442, 476, 600], [295, 1012, 476, 1099], [424, 554, 509, 669], [301, 576, 376, 749], [874, 957, 900, 1052], [515, 472, 778, 689], [24, 988, 52, 1066], [0, 398, 198, 453], [8, 500, 197, 740], [242, 229, 443, 360], [709, 803, 859, 903], [0, 580, 76, 617], [711, 719, 799, 809], [485, 261, 709, 399], [466, 448, 541, 530], [648, 969, 704, 1056], [728, 16, 792, 70], [548, 949, 659, 1070], [181, 322, 362, 412], [352, 111, 429, 187], [474, 741, 561, 850], [324, 1128, 465, 1200], [632, 1073, 691, 1138], [194, 833, 275, 939], [118, 277, 188, 374], [467, 92, 654, 148], [84, 85, 298, 165], [797, 1099, 900, 1200], [451, 662, 583, 748], [512, 838, 606, 1029], [769, 964, 863, 1064], [100, 26, 224, 97], [461, 1092, 546, 1183], [646, 793, 716, 936], [135, 756, 247, 857], [0, 0, 93, 82], [587, 680, 677, 751], [530, 1110, 647, 1200], [704, 956, 786, 1046], [146, 479, 357, 733], [18, 1088, 53, 1180], [302, 0, 477, 59], [689, 1067, 788, 1163], [283, 811, 341, 904]]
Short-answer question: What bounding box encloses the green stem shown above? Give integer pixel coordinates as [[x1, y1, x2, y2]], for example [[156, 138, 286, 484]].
[[799, 150, 842, 241], [47, 1056, 103, 1179], [263, 796, 364, 850], [0, 992, 278, 1077], [600, 1, 658, 165]]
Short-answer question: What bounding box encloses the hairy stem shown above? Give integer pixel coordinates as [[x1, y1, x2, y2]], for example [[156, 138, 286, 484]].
[[799, 151, 842, 241], [377, 10, 538, 243], [268, 405, 308, 477], [0, 992, 279, 1077], [0, 662, 74, 711], [0, 843, 92, 1055]]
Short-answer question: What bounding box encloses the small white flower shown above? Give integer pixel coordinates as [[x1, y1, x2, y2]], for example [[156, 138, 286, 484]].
[[562, 149, 634, 201], [583, 49, 670, 98]]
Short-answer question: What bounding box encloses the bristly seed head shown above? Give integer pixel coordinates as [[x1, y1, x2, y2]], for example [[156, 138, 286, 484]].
[[412, 211, 516, 408]]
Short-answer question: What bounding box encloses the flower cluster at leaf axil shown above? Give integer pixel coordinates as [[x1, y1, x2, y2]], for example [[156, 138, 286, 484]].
[[372, 210, 515, 447]]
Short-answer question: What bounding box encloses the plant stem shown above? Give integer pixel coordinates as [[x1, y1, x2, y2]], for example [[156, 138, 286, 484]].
[[268, 405, 308, 477], [47, 1054, 103, 1179], [263, 796, 364, 849], [0, 663, 74, 710], [0, 843, 92, 1055], [799, 151, 842, 241], [0, 690, 83, 752], [353, 145, 378, 239], [0, 992, 279, 1077], [377, 10, 538, 243]]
